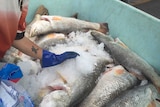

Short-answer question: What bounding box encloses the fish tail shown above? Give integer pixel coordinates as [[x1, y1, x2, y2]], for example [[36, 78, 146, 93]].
[[98, 23, 109, 34]]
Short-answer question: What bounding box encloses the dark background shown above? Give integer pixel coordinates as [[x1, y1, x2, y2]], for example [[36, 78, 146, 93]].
[[121, 0, 160, 19]]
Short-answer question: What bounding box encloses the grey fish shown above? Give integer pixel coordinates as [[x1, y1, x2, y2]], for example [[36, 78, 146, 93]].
[[40, 59, 111, 107], [79, 65, 138, 107], [106, 84, 160, 107], [91, 31, 160, 93], [26, 14, 109, 37]]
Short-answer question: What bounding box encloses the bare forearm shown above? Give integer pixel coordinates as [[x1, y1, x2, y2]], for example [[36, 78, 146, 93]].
[[12, 36, 43, 60]]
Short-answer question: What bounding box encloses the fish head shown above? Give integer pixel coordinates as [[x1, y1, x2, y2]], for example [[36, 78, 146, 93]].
[[25, 14, 41, 37], [91, 30, 114, 42]]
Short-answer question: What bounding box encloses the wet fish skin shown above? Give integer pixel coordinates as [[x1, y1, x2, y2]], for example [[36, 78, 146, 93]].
[[106, 84, 160, 107], [26, 14, 109, 37], [25, 12, 80, 37], [79, 65, 138, 107], [40, 90, 70, 107], [69, 59, 111, 107], [91, 31, 160, 93], [39, 59, 110, 107], [35, 33, 67, 49]]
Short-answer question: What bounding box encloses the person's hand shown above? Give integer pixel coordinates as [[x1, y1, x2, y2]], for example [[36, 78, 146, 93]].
[[41, 50, 80, 68], [0, 63, 23, 83]]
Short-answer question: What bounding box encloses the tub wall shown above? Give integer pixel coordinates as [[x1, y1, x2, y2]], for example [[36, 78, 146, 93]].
[[26, 0, 160, 74]]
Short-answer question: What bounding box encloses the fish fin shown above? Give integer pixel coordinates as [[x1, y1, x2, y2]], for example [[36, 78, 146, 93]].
[[98, 23, 109, 34], [70, 13, 78, 19], [114, 38, 129, 49], [56, 71, 67, 84], [35, 5, 49, 16]]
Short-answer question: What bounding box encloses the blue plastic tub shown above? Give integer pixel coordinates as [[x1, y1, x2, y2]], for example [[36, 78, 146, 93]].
[[26, 0, 160, 75]]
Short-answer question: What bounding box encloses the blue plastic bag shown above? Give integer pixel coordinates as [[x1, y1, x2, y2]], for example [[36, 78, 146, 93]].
[[0, 63, 23, 83], [0, 80, 34, 107]]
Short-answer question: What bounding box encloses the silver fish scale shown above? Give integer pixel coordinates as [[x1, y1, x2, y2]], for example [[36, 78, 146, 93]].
[[106, 84, 158, 107], [79, 66, 138, 107], [93, 76, 135, 106], [69, 60, 110, 107]]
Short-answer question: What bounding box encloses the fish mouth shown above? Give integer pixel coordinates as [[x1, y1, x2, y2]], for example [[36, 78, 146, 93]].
[[38, 84, 68, 99], [47, 85, 67, 91], [38, 71, 69, 98]]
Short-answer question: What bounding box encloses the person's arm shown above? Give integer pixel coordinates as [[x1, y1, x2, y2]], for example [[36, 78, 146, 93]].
[[12, 35, 79, 68], [12, 36, 43, 60]]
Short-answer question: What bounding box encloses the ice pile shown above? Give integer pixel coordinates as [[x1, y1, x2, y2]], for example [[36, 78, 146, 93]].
[[16, 31, 113, 106]]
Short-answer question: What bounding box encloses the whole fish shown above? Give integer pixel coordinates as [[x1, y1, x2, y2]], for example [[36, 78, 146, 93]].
[[39, 59, 110, 107], [106, 84, 160, 107], [91, 31, 160, 93], [79, 65, 138, 107], [25, 14, 109, 37], [25, 13, 78, 37]]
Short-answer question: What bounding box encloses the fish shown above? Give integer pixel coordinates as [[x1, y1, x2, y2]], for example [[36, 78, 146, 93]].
[[79, 65, 138, 107], [34, 5, 49, 16], [39, 59, 110, 107], [91, 30, 160, 93], [17, 31, 113, 107], [106, 84, 160, 107], [25, 14, 109, 37], [34, 33, 67, 50]]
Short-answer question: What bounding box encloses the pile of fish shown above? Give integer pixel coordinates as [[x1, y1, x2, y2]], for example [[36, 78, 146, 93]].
[[17, 30, 113, 107], [3, 14, 160, 107]]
